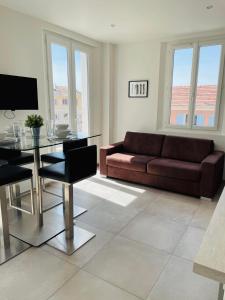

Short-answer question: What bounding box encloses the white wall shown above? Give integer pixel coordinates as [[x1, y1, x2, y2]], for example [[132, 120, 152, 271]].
[[0, 5, 103, 140], [112, 35, 225, 153], [102, 43, 116, 145], [113, 41, 161, 141]]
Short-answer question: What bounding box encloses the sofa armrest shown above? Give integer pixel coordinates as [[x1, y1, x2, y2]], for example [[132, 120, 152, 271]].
[[100, 142, 124, 175], [200, 151, 224, 198]]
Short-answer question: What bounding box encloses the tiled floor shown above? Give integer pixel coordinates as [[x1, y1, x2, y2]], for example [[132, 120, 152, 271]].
[[1, 173, 220, 300]]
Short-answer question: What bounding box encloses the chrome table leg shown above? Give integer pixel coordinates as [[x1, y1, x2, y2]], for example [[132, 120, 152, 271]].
[[0, 187, 10, 248], [33, 147, 43, 227]]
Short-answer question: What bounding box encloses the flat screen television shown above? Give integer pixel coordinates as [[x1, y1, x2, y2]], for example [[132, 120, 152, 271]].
[[0, 74, 38, 110]]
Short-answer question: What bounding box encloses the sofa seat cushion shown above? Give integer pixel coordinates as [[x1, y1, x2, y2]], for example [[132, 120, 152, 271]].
[[107, 153, 156, 173], [147, 158, 201, 182]]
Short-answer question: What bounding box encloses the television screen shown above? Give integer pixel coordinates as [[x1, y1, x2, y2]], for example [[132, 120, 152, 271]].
[[0, 74, 38, 110]]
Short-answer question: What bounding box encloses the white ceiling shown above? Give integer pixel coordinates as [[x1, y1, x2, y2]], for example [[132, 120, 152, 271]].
[[0, 0, 225, 43]]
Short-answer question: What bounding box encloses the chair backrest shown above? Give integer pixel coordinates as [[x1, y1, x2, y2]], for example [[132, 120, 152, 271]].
[[63, 138, 88, 153], [65, 145, 97, 183], [0, 148, 21, 159]]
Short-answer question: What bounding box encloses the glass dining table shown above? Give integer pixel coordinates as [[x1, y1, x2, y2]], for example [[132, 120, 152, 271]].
[[0, 132, 101, 246]]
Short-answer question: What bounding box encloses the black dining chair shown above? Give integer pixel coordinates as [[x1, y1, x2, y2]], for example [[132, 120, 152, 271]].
[[0, 148, 34, 166], [0, 164, 34, 264], [38, 145, 97, 255], [40, 138, 88, 208], [0, 148, 34, 212]]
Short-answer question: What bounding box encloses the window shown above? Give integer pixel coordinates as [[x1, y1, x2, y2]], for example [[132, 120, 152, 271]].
[[166, 40, 225, 130], [74, 50, 89, 133], [46, 33, 90, 134], [51, 43, 70, 125]]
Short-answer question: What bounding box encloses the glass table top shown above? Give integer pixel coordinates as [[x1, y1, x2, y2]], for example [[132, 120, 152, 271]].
[[0, 133, 101, 151]]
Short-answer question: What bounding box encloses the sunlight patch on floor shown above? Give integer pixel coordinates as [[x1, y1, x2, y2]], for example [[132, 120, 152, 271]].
[[76, 180, 141, 207]]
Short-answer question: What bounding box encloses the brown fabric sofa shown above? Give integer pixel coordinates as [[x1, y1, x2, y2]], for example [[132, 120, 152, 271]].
[[100, 131, 224, 198]]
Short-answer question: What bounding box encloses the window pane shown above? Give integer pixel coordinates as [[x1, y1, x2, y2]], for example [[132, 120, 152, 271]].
[[75, 50, 89, 134], [169, 48, 193, 126], [51, 43, 70, 125], [176, 113, 186, 125], [193, 44, 222, 127]]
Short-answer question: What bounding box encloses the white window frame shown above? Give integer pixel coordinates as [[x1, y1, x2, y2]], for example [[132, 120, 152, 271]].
[[164, 38, 225, 131], [46, 32, 91, 133]]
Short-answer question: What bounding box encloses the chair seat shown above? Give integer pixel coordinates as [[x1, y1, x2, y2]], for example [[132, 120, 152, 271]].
[[8, 152, 34, 166], [107, 152, 156, 173], [39, 162, 66, 182], [147, 158, 201, 182], [41, 152, 65, 164], [0, 165, 32, 186]]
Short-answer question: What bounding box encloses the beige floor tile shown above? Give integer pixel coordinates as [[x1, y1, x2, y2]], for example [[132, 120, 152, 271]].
[[158, 190, 199, 202], [42, 221, 114, 268], [0, 248, 78, 300], [3, 176, 220, 300], [121, 212, 186, 253], [174, 226, 205, 261], [77, 201, 139, 233], [148, 256, 218, 300], [46, 180, 103, 210], [84, 236, 169, 299], [49, 270, 140, 300], [44, 181, 63, 196], [147, 195, 200, 225], [73, 186, 104, 209], [191, 200, 217, 229]]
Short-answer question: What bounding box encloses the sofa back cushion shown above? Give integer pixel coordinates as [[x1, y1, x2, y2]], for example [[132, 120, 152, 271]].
[[123, 131, 165, 156], [161, 135, 214, 163]]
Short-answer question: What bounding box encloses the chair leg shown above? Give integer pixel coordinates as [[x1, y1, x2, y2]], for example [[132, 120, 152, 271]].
[[14, 184, 22, 217], [218, 283, 224, 300], [30, 178, 35, 215], [47, 181, 95, 255], [0, 186, 10, 248], [8, 179, 35, 215], [64, 184, 74, 240], [0, 185, 30, 264], [62, 184, 65, 210], [14, 184, 21, 208], [41, 162, 46, 190]]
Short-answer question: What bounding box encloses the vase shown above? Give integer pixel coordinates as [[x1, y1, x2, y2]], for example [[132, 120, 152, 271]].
[[31, 127, 40, 138]]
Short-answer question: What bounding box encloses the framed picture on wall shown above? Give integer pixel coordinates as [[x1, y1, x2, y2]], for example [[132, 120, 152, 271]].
[[128, 80, 148, 98]]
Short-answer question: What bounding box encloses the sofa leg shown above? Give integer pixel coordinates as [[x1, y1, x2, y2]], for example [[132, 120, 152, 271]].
[[200, 196, 213, 202]]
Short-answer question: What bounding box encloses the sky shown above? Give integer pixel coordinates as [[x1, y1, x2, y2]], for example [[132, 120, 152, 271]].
[[51, 43, 83, 91], [172, 44, 222, 86], [51, 43, 221, 89]]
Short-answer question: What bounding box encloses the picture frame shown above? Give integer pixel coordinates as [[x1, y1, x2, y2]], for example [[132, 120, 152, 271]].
[[128, 80, 149, 98]]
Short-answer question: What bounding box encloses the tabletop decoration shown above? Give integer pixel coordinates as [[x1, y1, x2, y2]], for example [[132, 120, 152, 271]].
[[25, 114, 44, 139]]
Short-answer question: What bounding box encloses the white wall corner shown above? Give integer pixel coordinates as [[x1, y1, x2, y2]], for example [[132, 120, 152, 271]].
[[102, 43, 116, 145]]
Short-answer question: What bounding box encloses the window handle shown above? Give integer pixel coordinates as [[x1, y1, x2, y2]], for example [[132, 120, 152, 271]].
[[185, 114, 188, 124], [194, 115, 197, 125]]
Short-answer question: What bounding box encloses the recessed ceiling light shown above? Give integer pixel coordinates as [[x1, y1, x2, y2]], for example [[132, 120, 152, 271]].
[[206, 4, 214, 10]]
